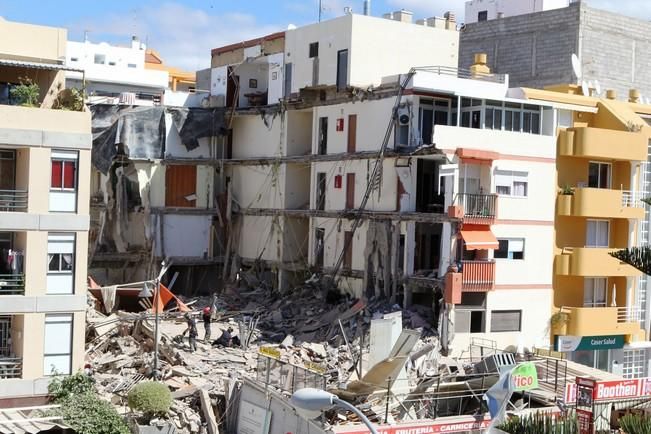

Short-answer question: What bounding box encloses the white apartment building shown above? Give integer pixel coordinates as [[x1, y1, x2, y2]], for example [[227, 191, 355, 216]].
[[464, 0, 571, 23]]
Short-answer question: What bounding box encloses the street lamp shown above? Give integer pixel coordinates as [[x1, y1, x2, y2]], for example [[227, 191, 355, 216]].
[[290, 388, 379, 434]]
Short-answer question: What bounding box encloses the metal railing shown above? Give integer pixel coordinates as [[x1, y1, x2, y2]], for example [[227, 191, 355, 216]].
[[0, 189, 27, 212], [461, 260, 495, 291], [0, 357, 22, 379], [0, 274, 25, 295], [621, 190, 647, 208], [617, 307, 643, 323], [416, 65, 506, 83], [456, 193, 497, 219]]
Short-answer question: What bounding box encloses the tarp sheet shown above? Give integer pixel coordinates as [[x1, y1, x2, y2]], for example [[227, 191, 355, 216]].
[[90, 105, 227, 174]]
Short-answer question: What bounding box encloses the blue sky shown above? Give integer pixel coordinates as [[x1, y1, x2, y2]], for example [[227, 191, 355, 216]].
[[0, 0, 648, 71]]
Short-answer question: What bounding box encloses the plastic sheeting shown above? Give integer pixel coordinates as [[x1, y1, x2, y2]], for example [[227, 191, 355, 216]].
[[90, 105, 227, 174]]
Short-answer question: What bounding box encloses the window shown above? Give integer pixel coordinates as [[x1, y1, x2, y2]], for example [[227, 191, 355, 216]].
[[478, 10, 488, 21], [47, 233, 75, 294], [495, 170, 528, 197], [484, 101, 503, 130], [455, 293, 486, 333], [44, 314, 73, 375], [309, 42, 319, 58], [93, 54, 106, 65], [316, 173, 326, 211], [586, 220, 609, 248], [336, 49, 349, 91], [522, 105, 541, 134], [127, 63, 137, 68], [572, 349, 609, 371], [460, 98, 481, 129], [494, 238, 524, 260], [504, 104, 522, 132], [588, 162, 611, 189], [70, 57, 78, 62], [108, 61, 116, 66], [51, 153, 77, 190], [491, 310, 521, 332], [584, 277, 607, 307], [0, 316, 10, 357], [318, 117, 328, 155], [623, 349, 646, 379]]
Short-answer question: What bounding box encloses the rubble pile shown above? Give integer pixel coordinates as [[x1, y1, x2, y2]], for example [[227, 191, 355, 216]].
[[85, 283, 440, 432]]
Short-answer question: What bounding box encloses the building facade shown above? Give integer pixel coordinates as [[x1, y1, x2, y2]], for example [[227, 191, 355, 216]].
[[0, 18, 91, 405]]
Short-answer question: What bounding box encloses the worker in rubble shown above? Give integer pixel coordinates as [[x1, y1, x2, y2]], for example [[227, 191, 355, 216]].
[[181, 312, 198, 352], [202, 307, 212, 342], [213, 326, 235, 347]]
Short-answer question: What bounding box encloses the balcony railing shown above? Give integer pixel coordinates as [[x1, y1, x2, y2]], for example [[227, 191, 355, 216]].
[[621, 190, 647, 208], [0, 189, 28, 212], [461, 260, 495, 292], [456, 193, 497, 224], [617, 307, 643, 323], [0, 357, 22, 379], [0, 274, 25, 295]]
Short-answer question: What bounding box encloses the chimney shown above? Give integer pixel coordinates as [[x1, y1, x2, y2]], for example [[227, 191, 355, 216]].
[[363, 0, 371, 16], [131, 36, 139, 50], [606, 89, 617, 100], [629, 89, 640, 103], [470, 53, 490, 75]]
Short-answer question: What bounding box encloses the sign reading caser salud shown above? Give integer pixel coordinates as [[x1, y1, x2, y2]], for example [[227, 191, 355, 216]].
[[555, 335, 625, 352]]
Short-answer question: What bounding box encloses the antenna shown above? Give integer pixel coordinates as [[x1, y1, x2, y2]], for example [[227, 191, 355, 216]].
[[571, 53, 582, 83], [581, 80, 589, 97]]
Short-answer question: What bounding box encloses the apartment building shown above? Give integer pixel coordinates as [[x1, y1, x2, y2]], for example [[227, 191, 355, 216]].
[[66, 37, 199, 107], [0, 18, 91, 405], [510, 84, 651, 377]]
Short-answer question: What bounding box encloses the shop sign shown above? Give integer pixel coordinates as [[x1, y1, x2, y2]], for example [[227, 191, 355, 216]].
[[555, 335, 625, 352], [511, 362, 538, 391], [334, 416, 491, 434], [565, 377, 651, 403]]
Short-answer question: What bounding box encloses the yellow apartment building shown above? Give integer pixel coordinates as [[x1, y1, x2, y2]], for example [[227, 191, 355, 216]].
[[0, 18, 91, 406], [522, 85, 651, 377]]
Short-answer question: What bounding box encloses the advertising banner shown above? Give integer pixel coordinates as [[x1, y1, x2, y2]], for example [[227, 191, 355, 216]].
[[511, 362, 539, 391], [565, 377, 651, 403], [555, 335, 625, 352]]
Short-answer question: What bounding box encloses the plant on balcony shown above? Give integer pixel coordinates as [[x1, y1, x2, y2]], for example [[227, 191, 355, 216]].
[[9, 77, 40, 107], [620, 413, 651, 434], [51, 82, 85, 111], [48, 370, 94, 401], [550, 311, 570, 333], [559, 185, 575, 195]]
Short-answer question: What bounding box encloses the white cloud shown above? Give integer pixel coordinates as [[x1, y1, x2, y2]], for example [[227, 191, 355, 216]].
[[69, 2, 282, 71]]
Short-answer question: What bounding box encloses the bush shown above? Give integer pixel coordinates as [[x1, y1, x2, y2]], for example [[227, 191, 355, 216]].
[[620, 414, 651, 434], [127, 381, 172, 417], [48, 371, 94, 402], [58, 392, 130, 434], [498, 413, 577, 434], [9, 77, 40, 107]]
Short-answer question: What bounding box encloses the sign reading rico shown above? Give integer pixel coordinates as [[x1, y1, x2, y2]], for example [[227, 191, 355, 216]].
[[511, 362, 539, 391]]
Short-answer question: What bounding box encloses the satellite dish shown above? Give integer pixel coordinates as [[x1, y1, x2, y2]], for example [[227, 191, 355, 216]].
[[581, 80, 589, 97], [571, 53, 582, 81], [594, 80, 602, 96]]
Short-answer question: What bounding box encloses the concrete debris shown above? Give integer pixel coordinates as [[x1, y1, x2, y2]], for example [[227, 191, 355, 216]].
[[85, 280, 444, 433]]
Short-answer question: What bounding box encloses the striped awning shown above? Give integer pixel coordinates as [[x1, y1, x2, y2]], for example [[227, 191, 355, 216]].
[[0, 405, 67, 434]]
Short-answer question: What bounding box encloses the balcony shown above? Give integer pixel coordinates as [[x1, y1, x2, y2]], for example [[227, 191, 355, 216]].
[[553, 307, 643, 341], [559, 127, 647, 161], [0, 274, 25, 295], [555, 247, 641, 277], [444, 260, 495, 303], [0, 104, 90, 143], [0, 189, 27, 212], [0, 357, 22, 379], [453, 193, 498, 224], [557, 188, 645, 220]]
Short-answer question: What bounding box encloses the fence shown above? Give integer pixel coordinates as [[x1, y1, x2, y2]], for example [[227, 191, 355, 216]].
[[0, 189, 28, 212], [256, 354, 326, 394]]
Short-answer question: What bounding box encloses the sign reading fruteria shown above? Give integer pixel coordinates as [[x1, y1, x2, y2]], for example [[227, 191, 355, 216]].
[[554, 335, 625, 352], [511, 362, 539, 391]]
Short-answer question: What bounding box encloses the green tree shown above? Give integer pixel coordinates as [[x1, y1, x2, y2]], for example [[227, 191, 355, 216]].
[[9, 77, 40, 107], [127, 381, 172, 419], [610, 198, 651, 274]]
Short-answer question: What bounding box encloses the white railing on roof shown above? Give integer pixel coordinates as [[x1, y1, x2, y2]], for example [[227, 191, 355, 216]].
[[617, 307, 643, 323], [414, 65, 506, 84]]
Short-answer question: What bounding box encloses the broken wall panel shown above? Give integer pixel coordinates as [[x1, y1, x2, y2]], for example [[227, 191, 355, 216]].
[[231, 111, 283, 158], [154, 214, 213, 259]]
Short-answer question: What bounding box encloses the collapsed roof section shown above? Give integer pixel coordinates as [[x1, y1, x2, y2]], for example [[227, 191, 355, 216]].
[[90, 104, 228, 173]]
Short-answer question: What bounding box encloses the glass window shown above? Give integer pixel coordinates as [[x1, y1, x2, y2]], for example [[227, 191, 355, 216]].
[[44, 314, 73, 375], [588, 162, 611, 189], [586, 220, 609, 247], [51, 159, 77, 190], [494, 238, 525, 260], [93, 54, 105, 65], [47, 233, 75, 294], [495, 170, 528, 197], [583, 277, 607, 307], [309, 42, 319, 58], [491, 310, 521, 332]]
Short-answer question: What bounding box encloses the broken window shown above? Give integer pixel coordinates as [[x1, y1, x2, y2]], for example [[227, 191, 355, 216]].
[[315, 228, 325, 269], [316, 173, 326, 211], [318, 117, 328, 155], [44, 314, 73, 375]]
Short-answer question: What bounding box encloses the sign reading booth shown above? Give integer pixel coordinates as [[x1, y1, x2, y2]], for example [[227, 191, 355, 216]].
[[555, 335, 625, 352]]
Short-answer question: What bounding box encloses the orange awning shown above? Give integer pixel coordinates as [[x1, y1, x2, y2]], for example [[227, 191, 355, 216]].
[[460, 226, 499, 250], [456, 148, 500, 165]]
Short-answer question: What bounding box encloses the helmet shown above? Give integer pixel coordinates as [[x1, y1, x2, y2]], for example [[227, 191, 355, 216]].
[[203, 307, 211, 314]]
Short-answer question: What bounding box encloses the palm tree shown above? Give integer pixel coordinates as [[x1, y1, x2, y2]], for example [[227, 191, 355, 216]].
[[609, 198, 651, 274]]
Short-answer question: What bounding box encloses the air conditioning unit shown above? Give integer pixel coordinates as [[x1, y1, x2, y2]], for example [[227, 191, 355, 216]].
[[398, 106, 410, 125]]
